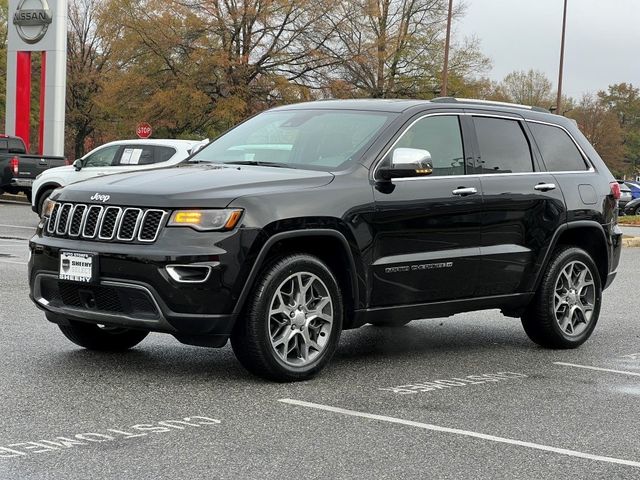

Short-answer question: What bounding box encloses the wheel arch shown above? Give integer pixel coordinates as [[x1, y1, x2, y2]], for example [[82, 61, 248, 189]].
[[232, 229, 362, 329], [34, 182, 61, 209], [536, 221, 609, 290]]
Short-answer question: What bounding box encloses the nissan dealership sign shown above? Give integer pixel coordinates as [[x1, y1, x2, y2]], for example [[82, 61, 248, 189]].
[[13, 0, 53, 44], [6, 0, 67, 157]]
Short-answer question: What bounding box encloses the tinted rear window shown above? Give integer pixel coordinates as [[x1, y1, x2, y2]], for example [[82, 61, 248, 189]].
[[155, 146, 176, 163], [529, 122, 588, 172], [473, 117, 533, 174]]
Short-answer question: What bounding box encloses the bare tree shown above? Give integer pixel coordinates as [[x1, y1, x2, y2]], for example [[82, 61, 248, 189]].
[[66, 0, 118, 158], [321, 0, 489, 98], [499, 69, 554, 108]]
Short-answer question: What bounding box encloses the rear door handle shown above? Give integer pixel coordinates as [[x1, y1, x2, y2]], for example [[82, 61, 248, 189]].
[[452, 187, 478, 196], [534, 183, 556, 192]]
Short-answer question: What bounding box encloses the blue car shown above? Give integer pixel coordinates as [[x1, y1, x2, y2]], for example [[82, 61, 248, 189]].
[[625, 181, 640, 200]]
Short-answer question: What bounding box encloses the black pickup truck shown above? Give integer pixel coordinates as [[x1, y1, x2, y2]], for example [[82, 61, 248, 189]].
[[0, 135, 66, 201]]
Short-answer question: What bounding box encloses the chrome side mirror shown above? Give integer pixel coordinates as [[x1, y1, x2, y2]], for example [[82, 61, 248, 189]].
[[379, 148, 433, 181], [72, 159, 83, 171]]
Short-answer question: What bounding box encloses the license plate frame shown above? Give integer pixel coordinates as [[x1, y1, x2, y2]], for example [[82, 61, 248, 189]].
[[59, 251, 98, 283]]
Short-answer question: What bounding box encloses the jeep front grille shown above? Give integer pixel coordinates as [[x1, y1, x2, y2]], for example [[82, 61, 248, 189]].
[[45, 203, 167, 244]]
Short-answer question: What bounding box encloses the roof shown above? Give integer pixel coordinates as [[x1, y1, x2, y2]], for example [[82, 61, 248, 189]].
[[271, 97, 559, 116], [104, 139, 200, 147], [272, 99, 431, 113]]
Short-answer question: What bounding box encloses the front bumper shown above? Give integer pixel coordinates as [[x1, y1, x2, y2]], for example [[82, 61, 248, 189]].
[[29, 225, 262, 346]]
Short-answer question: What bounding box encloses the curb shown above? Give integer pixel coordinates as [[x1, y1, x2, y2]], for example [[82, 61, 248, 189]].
[[0, 193, 29, 204], [622, 237, 640, 248]]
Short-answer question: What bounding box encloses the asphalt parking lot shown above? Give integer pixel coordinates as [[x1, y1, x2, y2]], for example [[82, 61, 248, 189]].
[[1, 198, 639, 479]]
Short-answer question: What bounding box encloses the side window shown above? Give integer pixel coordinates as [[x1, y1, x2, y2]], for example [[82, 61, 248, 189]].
[[116, 146, 155, 166], [83, 145, 121, 167], [473, 117, 533, 174], [154, 146, 176, 163], [393, 115, 465, 176], [528, 123, 588, 171]]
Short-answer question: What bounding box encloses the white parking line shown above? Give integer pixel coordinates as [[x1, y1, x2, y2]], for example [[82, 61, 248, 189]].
[[0, 224, 35, 230], [0, 259, 27, 266], [0, 245, 29, 247], [554, 362, 640, 377], [279, 399, 640, 468]]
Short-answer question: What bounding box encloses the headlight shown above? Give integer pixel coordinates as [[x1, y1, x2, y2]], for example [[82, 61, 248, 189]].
[[167, 209, 243, 231], [42, 199, 57, 218]]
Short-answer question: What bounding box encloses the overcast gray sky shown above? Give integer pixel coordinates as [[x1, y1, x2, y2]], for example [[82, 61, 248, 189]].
[[457, 0, 640, 98]]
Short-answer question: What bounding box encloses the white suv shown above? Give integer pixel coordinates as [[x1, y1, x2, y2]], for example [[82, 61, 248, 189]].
[[31, 139, 204, 214]]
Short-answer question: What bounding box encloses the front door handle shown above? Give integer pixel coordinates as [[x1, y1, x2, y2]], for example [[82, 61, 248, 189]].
[[452, 187, 478, 196], [534, 183, 556, 192]]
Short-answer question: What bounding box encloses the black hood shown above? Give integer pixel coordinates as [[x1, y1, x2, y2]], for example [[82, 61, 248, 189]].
[[54, 164, 334, 208]]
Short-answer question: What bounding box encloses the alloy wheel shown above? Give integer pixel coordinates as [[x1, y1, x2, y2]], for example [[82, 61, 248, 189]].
[[268, 271, 334, 367], [553, 260, 596, 337]]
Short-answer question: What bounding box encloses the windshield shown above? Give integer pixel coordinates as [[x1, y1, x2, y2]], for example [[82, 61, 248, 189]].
[[189, 109, 396, 171]]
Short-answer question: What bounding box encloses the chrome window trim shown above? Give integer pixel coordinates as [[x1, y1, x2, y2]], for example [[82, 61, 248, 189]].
[[116, 208, 143, 241], [137, 210, 167, 243], [524, 119, 595, 172], [82, 205, 104, 239], [68, 204, 88, 237], [372, 111, 596, 182], [55, 203, 73, 236], [98, 207, 124, 240]]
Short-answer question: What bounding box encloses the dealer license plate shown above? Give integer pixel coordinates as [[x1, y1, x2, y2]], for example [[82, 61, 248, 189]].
[[59, 252, 96, 283]]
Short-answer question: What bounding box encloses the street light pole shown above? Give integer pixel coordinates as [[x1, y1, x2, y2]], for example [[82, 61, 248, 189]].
[[556, 0, 568, 114], [442, 0, 454, 96]]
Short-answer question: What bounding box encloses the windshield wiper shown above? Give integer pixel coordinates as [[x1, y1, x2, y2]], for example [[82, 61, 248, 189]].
[[226, 160, 293, 168]]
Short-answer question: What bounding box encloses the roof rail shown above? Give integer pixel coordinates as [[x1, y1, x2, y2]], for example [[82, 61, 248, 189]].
[[431, 97, 550, 113]]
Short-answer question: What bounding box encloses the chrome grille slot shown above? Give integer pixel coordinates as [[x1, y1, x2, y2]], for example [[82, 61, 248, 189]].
[[117, 208, 142, 241], [98, 207, 122, 240], [44, 203, 166, 244], [82, 206, 103, 238], [138, 210, 165, 242], [47, 203, 60, 234], [68, 205, 87, 237], [56, 204, 73, 235]]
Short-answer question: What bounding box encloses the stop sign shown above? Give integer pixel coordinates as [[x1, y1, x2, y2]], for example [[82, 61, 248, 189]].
[[136, 122, 152, 139]]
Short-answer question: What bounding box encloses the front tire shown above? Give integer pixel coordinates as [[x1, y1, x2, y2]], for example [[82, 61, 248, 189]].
[[521, 246, 601, 348], [231, 254, 343, 382], [58, 321, 149, 351]]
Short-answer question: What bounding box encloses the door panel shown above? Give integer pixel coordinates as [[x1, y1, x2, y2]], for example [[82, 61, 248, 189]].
[[370, 113, 482, 307], [467, 113, 567, 296], [477, 174, 565, 295], [371, 177, 483, 306]]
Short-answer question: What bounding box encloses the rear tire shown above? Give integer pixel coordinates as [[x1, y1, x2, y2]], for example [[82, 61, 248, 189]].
[[37, 188, 55, 216], [231, 253, 343, 382], [58, 321, 149, 351], [521, 246, 601, 349]]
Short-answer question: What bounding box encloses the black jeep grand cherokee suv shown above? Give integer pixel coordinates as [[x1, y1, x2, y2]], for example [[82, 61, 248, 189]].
[[29, 98, 623, 381]]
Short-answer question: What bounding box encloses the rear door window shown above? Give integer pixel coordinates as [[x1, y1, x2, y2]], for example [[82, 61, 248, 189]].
[[473, 117, 534, 174], [117, 146, 155, 166], [528, 122, 588, 171]]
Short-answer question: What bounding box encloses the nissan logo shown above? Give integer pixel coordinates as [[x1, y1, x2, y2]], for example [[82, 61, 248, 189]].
[[13, 0, 52, 45]]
